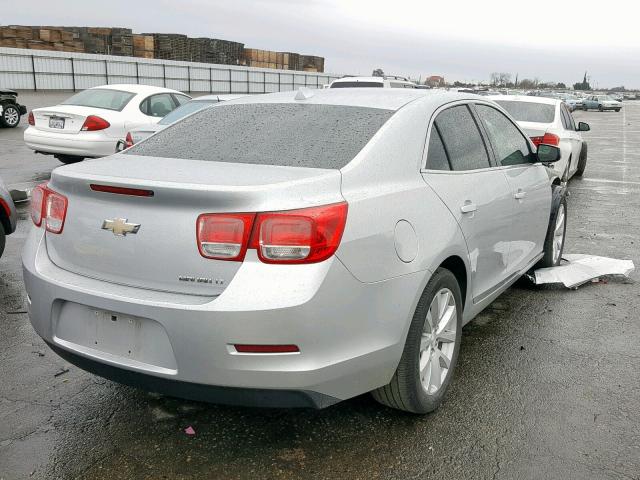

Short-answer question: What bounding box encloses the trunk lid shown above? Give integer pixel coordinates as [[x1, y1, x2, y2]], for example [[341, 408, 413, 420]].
[[45, 154, 344, 296], [518, 121, 553, 139], [32, 105, 118, 135]]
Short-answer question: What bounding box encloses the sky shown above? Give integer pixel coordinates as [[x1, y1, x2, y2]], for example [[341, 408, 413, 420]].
[[5, 0, 639, 88]]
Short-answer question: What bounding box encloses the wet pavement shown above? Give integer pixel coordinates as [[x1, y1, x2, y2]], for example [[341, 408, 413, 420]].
[[0, 95, 639, 480]]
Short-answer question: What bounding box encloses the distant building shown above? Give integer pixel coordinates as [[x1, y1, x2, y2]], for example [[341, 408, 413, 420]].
[[426, 75, 445, 87]]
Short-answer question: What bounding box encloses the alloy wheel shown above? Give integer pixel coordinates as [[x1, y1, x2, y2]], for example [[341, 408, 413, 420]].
[[419, 288, 457, 394], [4, 106, 19, 126]]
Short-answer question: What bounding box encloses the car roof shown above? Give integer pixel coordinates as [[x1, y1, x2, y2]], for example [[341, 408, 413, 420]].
[[90, 84, 185, 95], [489, 95, 561, 106], [220, 88, 487, 111], [331, 76, 385, 83]]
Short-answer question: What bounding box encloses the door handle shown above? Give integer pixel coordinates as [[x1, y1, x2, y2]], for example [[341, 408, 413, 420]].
[[460, 202, 477, 213], [514, 189, 527, 200]]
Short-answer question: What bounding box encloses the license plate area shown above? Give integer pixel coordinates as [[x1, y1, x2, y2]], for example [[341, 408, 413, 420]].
[[93, 310, 138, 358], [53, 301, 177, 372], [49, 117, 65, 129]]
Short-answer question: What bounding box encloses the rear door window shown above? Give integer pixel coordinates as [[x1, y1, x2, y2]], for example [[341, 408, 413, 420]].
[[475, 104, 534, 166], [425, 127, 450, 171], [434, 105, 491, 171], [127, 103, 394, 169], [140, 93, 176, 117]]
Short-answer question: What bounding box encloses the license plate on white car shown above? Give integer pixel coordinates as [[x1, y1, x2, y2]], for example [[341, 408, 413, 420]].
[[49, 117, 65, 129]]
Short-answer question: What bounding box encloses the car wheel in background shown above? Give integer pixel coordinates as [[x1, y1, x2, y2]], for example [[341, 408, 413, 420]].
[[598, 105, 604, 112], [615, 108, 621, 112], [54, 155, 84, 165], [583, 105, 588, 111], [538, 188, 567, 268], [575, 143, 588, 177], [0, 105, 21, 128], [372, 268, 462, 414], [0, 223, 5, 259]]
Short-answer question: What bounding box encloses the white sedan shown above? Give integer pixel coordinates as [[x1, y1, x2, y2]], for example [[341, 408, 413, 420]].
[[24, 84, 191, 164], [491, 95, 590, 179]]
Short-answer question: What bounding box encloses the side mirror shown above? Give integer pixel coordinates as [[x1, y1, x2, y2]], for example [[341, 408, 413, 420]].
[[537, 144, 561, 163], [577, 121, 590, 132], [115, 140, 126, 153]]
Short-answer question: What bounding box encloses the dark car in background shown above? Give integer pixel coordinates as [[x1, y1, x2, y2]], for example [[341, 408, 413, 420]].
[[0, 89, 27, 128]]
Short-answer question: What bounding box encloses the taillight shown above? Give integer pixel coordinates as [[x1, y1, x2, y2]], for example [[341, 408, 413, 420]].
[[530, 132, 560, 147], [196, 202, 348, 264], [251, 202, 348, 264], [125, 131, 134, 148], [197, 213, 255, 261], [81, 115, 110, 132], [28, 111, 35, 126], [30, 183, 46, 226], [30, 183, 68, 234], [45, 190, 68, 234]]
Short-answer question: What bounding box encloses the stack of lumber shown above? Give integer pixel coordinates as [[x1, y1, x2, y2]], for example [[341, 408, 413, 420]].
[[133, 34, 154, 58], [0, 26, 84, 52], [300, 55, 324, 73]]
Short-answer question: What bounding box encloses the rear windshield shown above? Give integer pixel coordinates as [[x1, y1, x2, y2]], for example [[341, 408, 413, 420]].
[[158, 100, 218, 125], [61, 88, 135, 111], [330, 81, 384, 88], [127, 103, 394, 169], [495, 100, 556, 123]]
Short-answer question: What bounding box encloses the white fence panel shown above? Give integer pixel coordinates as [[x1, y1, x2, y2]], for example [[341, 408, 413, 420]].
[[0, 47, 343, 93]]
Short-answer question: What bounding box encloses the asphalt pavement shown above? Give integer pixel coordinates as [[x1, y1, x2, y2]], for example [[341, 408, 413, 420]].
[[0, 93, 639, 480]]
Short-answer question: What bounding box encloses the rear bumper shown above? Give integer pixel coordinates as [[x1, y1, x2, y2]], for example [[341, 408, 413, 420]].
[[23, 228, 426, 407], [24, 127, 117, 157], [47, 342, 338, 408]]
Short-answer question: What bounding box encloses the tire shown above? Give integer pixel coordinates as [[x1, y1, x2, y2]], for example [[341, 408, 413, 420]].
[[575, 143, 588, 177], [54, 154, 84, 164], [0, 104, 21, 128], [583, 105, 588, 111], [0, 223, 5, 259], [537, 189, 567, 268], [615, 108, 621, 112], [598, 105, 603, 112], [372, 268, 463, 414]]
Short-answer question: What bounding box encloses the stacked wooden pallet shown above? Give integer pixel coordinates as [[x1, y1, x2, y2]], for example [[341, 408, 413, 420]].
[[0, 25, 84, 52], [133, 35, 154, 59], [300, 55, 324, 73]]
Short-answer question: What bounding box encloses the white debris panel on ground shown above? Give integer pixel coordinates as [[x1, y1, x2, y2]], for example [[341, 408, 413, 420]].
[[534, 254, 635, 288]]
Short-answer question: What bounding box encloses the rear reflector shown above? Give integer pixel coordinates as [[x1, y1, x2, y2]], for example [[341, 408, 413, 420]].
[[81, 115, 110, 132], [28, 111, 34, 126], [197, 213, 255, 261], [234, 344, 300, 354], [90, 184, 154, 197], [531, 132, 560, 147]]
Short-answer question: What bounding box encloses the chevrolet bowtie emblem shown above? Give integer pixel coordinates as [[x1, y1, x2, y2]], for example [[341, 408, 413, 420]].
[[101, 218, 140, 236]]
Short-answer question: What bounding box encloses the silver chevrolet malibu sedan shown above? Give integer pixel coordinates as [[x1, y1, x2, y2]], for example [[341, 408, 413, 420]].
[[23, 89, 567, 413]]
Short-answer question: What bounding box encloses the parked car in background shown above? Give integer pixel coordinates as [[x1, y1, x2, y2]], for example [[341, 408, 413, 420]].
[[582, 95, 622, 112], [24, 84, 191, 164], [0, 88, 27, 128], [0, 176, 17, 259], [609, 93, 623, 102], [555, 93, 583, 112], [330, 76, 417, 88], [492, 95, 590, 179], [119, 94, 246, 149], [24, 89, 566, 414]]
